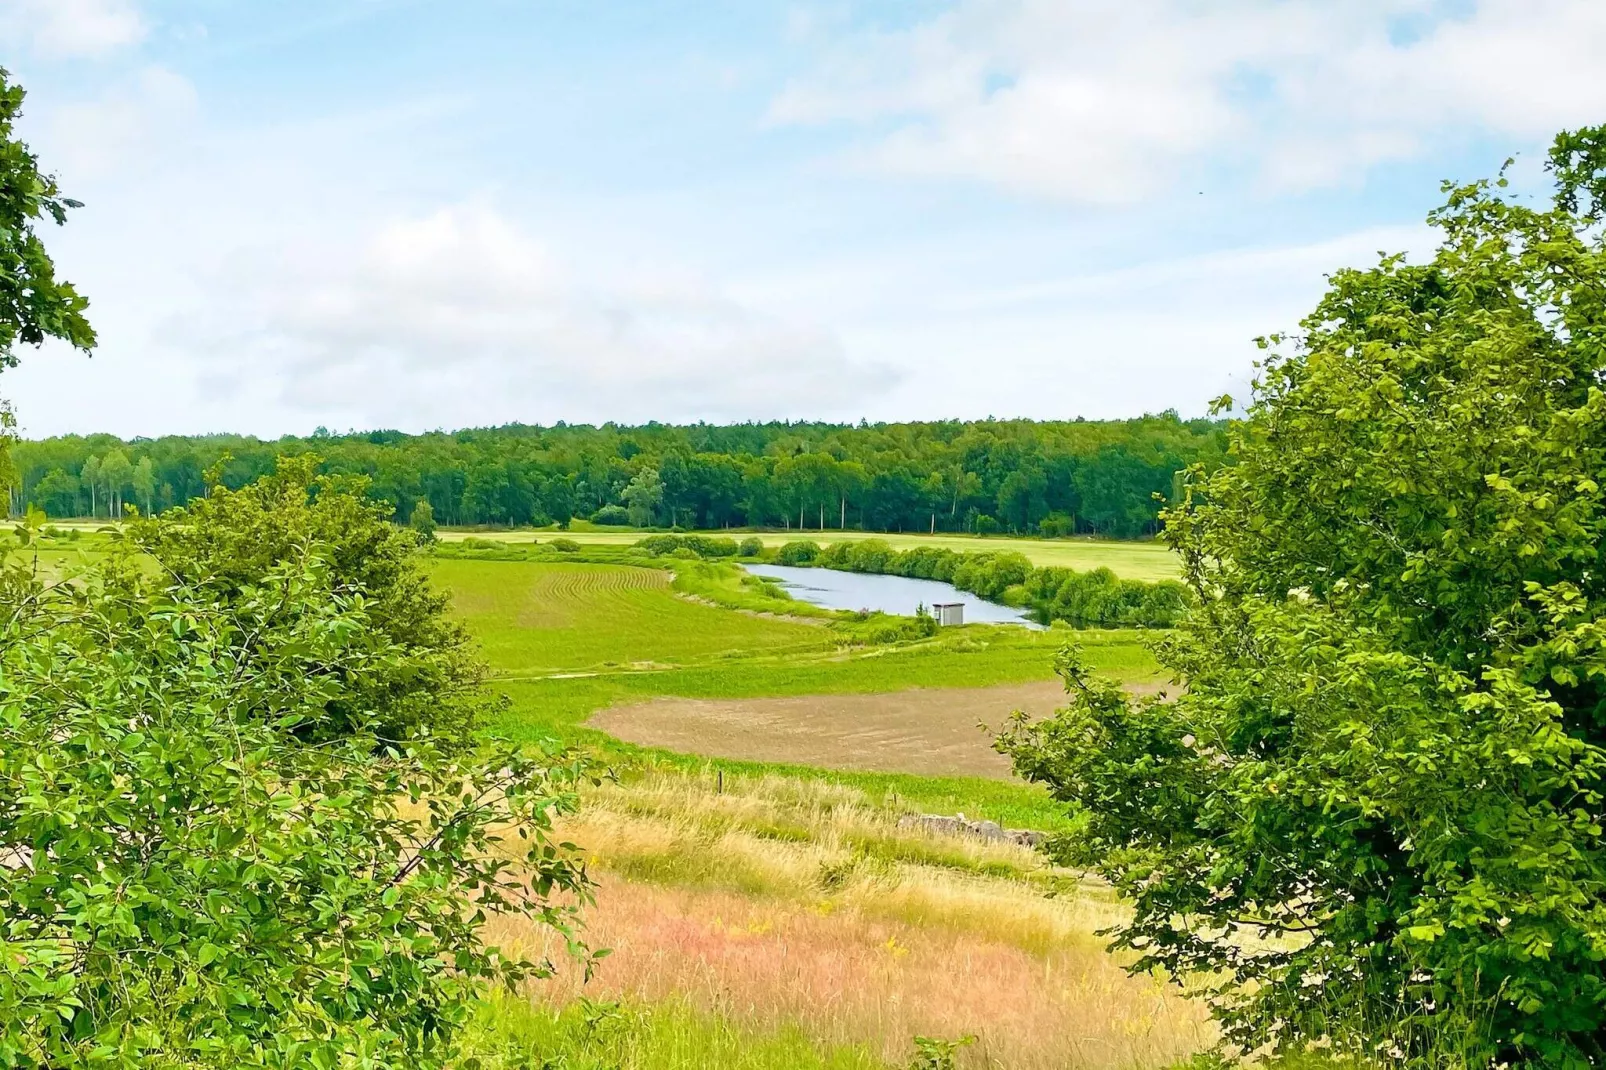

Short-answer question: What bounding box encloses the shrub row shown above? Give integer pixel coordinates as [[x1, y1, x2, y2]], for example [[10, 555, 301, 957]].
[[635, 534, 763, 558], [776, 539, 1190, 628], [1022, 565, 1190, 629], [433, 537, 581, 561]]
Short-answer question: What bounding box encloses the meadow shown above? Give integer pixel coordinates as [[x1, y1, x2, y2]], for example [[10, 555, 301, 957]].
[[433, 551, 1162, 829], [418, 544, 1206, 1067], [461, 768, 1212, 1070], [7, 521, 1196, 1067], [437, 526, 1182, 581]]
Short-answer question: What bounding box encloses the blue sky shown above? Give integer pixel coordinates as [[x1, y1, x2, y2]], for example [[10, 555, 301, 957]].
[[3, 0, 1604, 437]]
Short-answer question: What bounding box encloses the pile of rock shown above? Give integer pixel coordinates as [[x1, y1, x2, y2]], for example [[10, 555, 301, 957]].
[[897, 812, 1046, 849]]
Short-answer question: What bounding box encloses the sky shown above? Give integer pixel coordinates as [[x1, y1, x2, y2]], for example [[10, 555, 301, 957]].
[[2, 0, 1604, 439]]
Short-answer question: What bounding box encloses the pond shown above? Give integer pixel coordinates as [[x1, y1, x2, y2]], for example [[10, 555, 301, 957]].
[[743, 563, 1041, 628]]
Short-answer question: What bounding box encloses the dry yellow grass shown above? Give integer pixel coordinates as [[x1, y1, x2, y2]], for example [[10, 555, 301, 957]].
[[488, 771, 1213, 1070]]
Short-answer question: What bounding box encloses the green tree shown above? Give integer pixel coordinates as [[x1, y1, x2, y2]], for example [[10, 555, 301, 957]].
[[80, 454, 101, 517], [0, 510, 592, 1069], [134, 455, 488, 744], [28, 466, 77, 516], [1000, 129, 1606, 1067], [131, 455, 156, 515], [410, 496, 437, 541], [623, 466, 663, 527], [0, 67, 95, 495], [98, 447, 132, 518]]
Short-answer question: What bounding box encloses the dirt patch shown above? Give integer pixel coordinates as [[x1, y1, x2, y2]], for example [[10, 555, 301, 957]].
[[590, 679, 1160, 780]]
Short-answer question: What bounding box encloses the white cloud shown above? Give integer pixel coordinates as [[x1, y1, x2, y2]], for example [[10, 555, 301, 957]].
[[160, 205, 899, 430], [746, 223, 1439, 422], [773, 0, 1606, 201], [2, 0, 145, 58], [47, 65, 198, 179]]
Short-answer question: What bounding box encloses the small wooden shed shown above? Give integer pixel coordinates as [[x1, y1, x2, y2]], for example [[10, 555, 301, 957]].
[[932, 602, 965, 627]]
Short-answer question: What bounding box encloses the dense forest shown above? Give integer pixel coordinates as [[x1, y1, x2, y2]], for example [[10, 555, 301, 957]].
[[10, 414, 1225, 537]]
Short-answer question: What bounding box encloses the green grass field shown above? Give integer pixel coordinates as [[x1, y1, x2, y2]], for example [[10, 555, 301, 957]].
[[0, 528, 117, 579], [429, 554, 1161, 829], [438, 526, 1181, 580], [431, 558, 829, 671], [18, 520, 1200, 1065]]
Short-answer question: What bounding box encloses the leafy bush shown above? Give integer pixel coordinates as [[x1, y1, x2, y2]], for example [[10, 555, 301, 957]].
[[590, 504, 630, 526], [909, 1035, 976, 1070], [1023, 565, 1190, 627], [949, 552, 1031, 603], [410, 497, 437, 542], [548, 537, 581, 552], [133, 457, 490, 745], [1037, 513, 1074, 538], [999, 127, 1606, 1068], [774, 540, 820, 565], [0, 512, 593, 1068], [634, 534, 739, 558], [737, 536, 763, 557], [813, 539, 1183, 627]]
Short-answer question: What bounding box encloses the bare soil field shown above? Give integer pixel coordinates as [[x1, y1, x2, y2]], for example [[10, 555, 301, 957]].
[[590, 679, 1161, 779]]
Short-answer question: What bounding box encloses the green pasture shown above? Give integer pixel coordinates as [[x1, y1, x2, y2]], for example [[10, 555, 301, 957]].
[[430, 554, 1161, 829], [430, 557, 829, 672], [488, 629, 1152, 742], [438, 526, 1181, 581], [0, 527, 118, 579]]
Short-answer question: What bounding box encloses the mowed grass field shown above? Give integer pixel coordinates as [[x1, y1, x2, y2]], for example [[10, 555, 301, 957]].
[[430, 553, 1163, 830], [431, 557, 828, 671], [438, 527, 1182, 581]]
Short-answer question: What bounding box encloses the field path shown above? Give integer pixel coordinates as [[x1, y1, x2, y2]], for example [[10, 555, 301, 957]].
[[590, 679, 1161, 779]]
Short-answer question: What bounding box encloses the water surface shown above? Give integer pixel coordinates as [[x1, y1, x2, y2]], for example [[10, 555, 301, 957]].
[[744, 563, 1039, 627]]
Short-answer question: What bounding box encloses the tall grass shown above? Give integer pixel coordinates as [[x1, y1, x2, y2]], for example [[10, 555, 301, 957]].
[[461, 992, 893, 1069], [479, 770, 1212, 1070]]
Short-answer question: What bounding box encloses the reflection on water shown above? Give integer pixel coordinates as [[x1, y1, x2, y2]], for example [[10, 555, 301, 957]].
[[743, 563, 1040, 628]]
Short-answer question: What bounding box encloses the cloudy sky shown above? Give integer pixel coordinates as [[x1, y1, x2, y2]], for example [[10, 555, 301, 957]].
[[2, 0, 1603, 437]]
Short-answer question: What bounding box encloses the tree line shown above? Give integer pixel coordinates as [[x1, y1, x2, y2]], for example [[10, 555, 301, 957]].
[[9, 414, 1225, 538]]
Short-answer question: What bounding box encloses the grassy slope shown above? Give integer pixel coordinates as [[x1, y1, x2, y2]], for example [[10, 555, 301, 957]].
[[438, 527, 1182, 581], [433, 555, 1161, 830], [430, 557, 827, 670]]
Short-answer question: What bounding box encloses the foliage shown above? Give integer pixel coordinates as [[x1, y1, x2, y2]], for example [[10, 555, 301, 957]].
[[738, 536, 764, 557], [0, 67, 95, 507], [132, 455, 490, 744], [998, 128, 1606, 1067], [12, 415, 1224, 537], [776, 540, 820, 565], [411, 496, 437, 541], [635, 533, 739, 558], [1022, 565, 1190, 628], [548, 538, 581, 553], [0, 513, 595, 1068], [810, 539, 1189, 628], [622, 467, 663, 527], [906, 1034, 975, 1070]]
